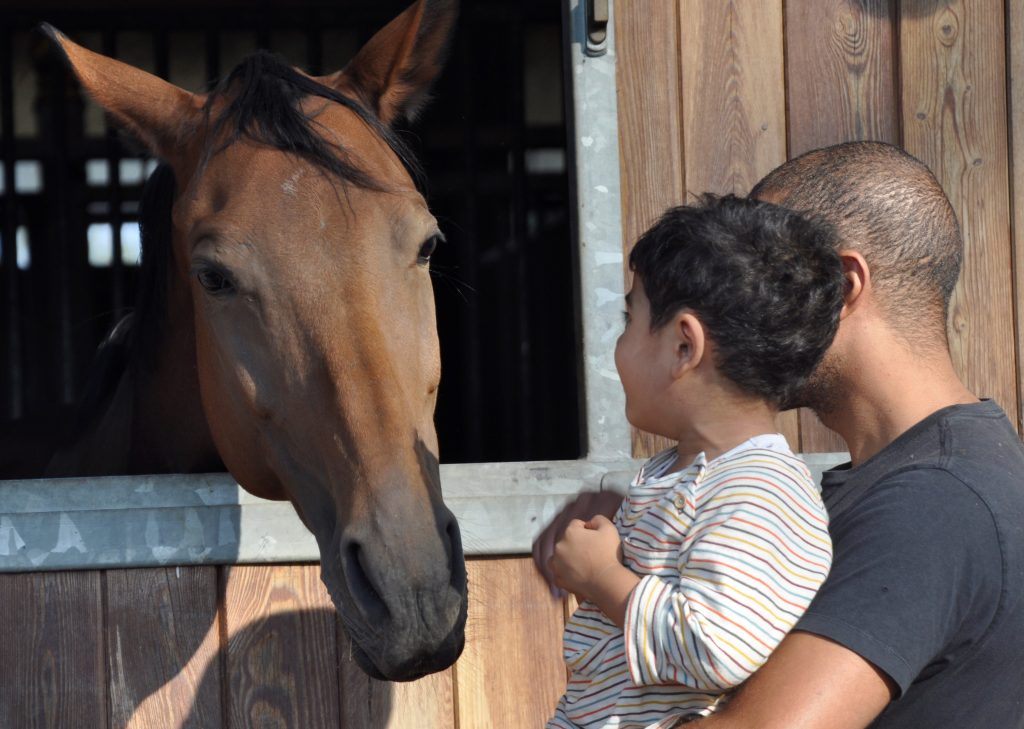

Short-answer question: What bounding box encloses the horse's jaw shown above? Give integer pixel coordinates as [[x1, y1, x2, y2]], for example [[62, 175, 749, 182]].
[[341, 616, 467, 683]]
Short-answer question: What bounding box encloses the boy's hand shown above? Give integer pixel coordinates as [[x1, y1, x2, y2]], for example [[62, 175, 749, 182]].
[[550, 515, 640, 627], [550, 515, 624, 600], [532, 490, 626, 597]]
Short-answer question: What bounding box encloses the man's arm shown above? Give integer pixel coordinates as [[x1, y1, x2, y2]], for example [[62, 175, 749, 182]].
[[691, 631, 895, 729]]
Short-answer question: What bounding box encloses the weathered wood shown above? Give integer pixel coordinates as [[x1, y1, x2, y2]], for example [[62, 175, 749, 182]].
[[1010, 0, 1024, 433], [676, 0, 801, 452], [615, 0, 686, 459], [0, 572, 106, 729], [615, 0, 684, 244], [680, 0, 786, 197], [338, 628, 454, 729], [783, 0, 898, 453], [785, 0, 898, 156], [222, 564, 339, 729], [900, 0, 1017, 425], [455, 557, 566, 727], [106, 567, 221, 729]]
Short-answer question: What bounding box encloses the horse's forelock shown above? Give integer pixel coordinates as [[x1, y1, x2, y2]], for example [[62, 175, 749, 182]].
[[204, 50, 425, 193]]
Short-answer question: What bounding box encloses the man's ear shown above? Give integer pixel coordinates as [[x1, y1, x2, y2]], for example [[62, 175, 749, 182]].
[[838, 250, 870, 320], [670, 312, 706, 379]]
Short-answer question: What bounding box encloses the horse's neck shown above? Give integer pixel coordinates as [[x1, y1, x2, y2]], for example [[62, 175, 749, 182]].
[[44, 363, 137, 477], [128, 281, 222, 474]]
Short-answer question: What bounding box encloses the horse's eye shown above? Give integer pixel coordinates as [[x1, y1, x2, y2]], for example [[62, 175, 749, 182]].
[[196, 267, 236, 296], [417, 235, 440, 265]]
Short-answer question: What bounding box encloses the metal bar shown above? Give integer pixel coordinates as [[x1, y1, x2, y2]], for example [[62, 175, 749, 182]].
[[509, 11, 534, 455], [102, 30, 124, 315], [564, 0, 630, 462], [0, 30, 22, 419], [305, 23, 322, 76], [205, 28, 220, 90], [0, 453, 847, 571], [456, 25, 483, 459]]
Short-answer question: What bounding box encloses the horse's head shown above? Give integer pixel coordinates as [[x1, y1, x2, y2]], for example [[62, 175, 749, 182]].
[[45, 0, 466, 681]]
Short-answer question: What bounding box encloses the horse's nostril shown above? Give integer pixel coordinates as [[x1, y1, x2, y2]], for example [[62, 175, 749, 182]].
[[343, 541, 389, 622], [444, 517, 467, 591]]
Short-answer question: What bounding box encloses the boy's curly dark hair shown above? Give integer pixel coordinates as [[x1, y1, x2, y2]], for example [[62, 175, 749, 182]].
[[629, 194, 844, 410]]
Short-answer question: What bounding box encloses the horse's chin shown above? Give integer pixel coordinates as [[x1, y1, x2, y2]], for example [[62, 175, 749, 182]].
[[347, 627, 466, 682]]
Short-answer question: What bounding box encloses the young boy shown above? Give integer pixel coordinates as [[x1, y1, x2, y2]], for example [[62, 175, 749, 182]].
[[546, 194, 843, 728]]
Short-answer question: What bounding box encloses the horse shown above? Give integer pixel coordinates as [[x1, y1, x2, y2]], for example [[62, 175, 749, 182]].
[[41, 0, 467, 683]]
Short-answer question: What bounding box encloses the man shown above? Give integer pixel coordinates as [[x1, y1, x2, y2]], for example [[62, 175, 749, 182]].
[[533, 142, 1024, 728]]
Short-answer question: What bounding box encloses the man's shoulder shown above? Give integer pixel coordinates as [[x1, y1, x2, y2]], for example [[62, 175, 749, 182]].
[[891, 402, 1024, 520], [825, 401, 1024, 520]]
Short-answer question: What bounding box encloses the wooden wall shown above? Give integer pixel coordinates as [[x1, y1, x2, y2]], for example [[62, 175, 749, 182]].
[[617, 0, 1023, 456], [0, 558, 568, 728]]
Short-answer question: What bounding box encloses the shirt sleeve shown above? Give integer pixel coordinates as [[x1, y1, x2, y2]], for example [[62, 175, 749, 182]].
[[623, 461, 833, 691], [795, 468, 1000, 695]]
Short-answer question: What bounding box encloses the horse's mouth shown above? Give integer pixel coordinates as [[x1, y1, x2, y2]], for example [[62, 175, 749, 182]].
[[348, 632, 463, 682]]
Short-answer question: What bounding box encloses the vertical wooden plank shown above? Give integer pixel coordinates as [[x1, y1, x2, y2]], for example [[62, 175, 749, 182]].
[[901, 0, 1017, 426], [106, 567, 221, 729], [1010, 0, 1024, 432], [0, 572, 107, 729], [681, 0, 787, 193], [455, 557, 565, 727], [615, 0, 685, 245], [615, 0, 685, 459], [223, 564, 339, 729], [678, 0, 801, 450], [785, 0, 899, 157], [338, 629, 454, 729], [784, 0, 899, 452]]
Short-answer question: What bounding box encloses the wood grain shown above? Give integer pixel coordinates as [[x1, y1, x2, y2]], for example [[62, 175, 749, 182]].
[[785, 0, 899, 157], [0, 572, 106, 729], [784, 0, 899, 453], [106, 567, 221, 729], [1010, 0, 1024, 432], [900, 0, 1017, 425], [615, 0, 685, 244], [338, 628, 454, 729], [615, 0, 685, 458], [680, 0, 786, 195], [222, 564, 339, 729], [677, 0, 801, 452], [455, 557, 565, 728]]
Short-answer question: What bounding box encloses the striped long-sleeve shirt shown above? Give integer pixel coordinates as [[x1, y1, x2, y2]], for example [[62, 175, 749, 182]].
[[549, 434, 832, 729]]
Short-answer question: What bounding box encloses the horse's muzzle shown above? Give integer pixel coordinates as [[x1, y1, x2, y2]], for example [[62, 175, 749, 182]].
[[325, 499, 469, 681]]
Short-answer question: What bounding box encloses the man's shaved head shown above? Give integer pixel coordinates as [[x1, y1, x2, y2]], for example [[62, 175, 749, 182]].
[[750, 141, 962, 347]]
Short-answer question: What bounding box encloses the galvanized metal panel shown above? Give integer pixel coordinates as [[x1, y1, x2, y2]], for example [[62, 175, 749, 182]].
[[0, 454, 847, 571]]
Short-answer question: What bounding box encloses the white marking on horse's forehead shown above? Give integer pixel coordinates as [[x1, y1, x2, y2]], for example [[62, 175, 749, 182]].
[[281, 168, 305, 197]]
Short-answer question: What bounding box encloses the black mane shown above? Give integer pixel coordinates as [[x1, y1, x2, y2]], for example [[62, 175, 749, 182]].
[[205, 50, 424, 191]]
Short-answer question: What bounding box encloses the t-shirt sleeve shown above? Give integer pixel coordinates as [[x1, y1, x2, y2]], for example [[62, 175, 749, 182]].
[[796, 468, 1000, 695], [623, 459, 832, 691]]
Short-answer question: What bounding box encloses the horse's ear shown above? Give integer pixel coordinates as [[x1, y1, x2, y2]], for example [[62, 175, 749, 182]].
[[41, 24, 203, 162], [318, 0, 457, 126]]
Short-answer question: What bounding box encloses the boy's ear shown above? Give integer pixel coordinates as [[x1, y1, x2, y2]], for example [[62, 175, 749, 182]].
[[838, 250, 870, 320], [670, 312, 706, 379]]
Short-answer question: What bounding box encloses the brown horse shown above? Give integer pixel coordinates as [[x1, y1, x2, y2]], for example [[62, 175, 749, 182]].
[[42, 0, 466, 682]]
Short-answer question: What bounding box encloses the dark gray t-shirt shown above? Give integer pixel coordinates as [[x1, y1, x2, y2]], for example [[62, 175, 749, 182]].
[[796, 400, 1024, 728]]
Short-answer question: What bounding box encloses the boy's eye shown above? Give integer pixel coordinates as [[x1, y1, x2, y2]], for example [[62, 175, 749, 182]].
[[622, 310, 631, 324]]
